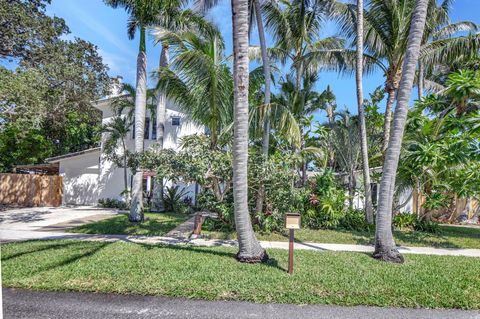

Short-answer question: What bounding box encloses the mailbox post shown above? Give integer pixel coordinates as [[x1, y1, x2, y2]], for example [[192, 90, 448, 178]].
[[285, 213, 301, 275]]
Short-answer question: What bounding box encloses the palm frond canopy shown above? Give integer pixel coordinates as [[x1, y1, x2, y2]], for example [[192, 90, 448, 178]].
[[154, 31, 233, 147]]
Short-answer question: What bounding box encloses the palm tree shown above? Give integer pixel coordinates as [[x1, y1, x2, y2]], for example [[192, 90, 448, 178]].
[[232, 0, 267, 262], [330, 111, 361, 208], [263, 0, 362, 184], [150, 7, 218, 212], [251, 0, 272, 214], [373, 0, 429, 263], [102, 115, 132, 201], [337, 0, 478, 152], [155, 31, 233, 149], [355, 0, 373, 223], [417, 1, 478, 98], [105, 0, 166, 222], [271, 74, 326, 182]]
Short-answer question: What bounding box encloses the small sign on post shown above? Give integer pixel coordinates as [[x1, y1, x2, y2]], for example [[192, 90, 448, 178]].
[[285, 213, 301, 275]]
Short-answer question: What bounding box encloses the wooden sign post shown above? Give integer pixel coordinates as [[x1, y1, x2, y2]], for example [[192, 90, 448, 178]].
[[285, 213, 301, 275]]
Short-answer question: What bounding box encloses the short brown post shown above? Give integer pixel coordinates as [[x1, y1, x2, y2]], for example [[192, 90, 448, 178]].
[[285, 213, 301, 275], [193, 213, 203, 235], [288, 228, 294, 275]]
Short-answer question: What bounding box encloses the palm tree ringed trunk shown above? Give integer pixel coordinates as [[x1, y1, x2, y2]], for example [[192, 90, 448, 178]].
[[417, 61, 424, 100], [121, 138, 130, 203], [232, 0, 267, 262], [374, 0, 429, 263], [129, 27, 147, 222], [381, 71, 398, 153], [356, 0, 374, 224], [151, 44, 169, 212], [254, 0, 271, 215]]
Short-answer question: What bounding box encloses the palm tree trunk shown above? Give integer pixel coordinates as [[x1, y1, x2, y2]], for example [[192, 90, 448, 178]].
[[417, 61, 424, 99], [356, 0, 374, 224], [151, 44, 169, 212], [122, 138, 130, 203], [382, 85, 396, 152], [374, 0, 429, 263], [129, 28, 147, 222], [254, 0, 271, 215], [232, 0, 267, 262]]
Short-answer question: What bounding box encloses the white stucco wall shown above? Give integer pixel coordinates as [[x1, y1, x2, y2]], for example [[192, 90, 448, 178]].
[[55, 96, 203, 205], [58, 151, 101, 205]]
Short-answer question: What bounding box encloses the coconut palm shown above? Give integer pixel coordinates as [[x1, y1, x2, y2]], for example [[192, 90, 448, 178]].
[[262, 0, 367, 184], [355, 0, 373, 223], [270, 74, 326, 183], [232, 0, 267, 262], [417, 1, 478, 98], [155, 31, 233, 149], [105, 0, 168, 222], [250, 0, 273, 214], [337, 0, 478, 152], [150, 7, 219, 212], [373, 0, 429, 263]]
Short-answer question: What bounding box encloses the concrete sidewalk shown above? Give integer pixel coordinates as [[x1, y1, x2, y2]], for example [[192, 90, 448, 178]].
[[2, 228, 480, 257], [4, 288, 480, 319]]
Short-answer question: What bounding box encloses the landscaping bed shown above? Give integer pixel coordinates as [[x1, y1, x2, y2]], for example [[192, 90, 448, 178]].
[[2, 240, 479, 309]]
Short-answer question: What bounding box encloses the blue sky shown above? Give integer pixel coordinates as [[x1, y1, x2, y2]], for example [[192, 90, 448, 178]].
[[45, 0, 479, 120]]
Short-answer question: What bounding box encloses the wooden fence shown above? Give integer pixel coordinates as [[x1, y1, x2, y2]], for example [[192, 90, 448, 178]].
[[412, 190, 479, 220], [0, 173, 63, 207]]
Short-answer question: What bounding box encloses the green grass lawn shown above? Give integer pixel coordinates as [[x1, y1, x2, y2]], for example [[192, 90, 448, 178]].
[[70, 212, 189, 236], [2, 240, 479, 309], [70, 211, 479, 249], [203, 225, 480, 249]]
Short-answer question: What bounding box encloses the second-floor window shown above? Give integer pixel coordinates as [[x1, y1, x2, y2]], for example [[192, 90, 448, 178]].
[[144, 117, 150, 139], [131, 116, 151, 140], [172, 116, 181, 126], [152, 116, 157, 140]]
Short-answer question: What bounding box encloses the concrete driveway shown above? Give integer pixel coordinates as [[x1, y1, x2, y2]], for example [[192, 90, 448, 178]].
[[0, 206, 118, 242]]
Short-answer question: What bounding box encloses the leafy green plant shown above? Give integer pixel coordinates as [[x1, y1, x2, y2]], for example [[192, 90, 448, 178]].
[[303, 170, 347, 229], [393, 213, 417, 230], [163, 185, 190, 214], [340, 209, 373, 232], [98, 198, 129, 210], [414, 218, 440, 234], [393, 212, 440, 233]]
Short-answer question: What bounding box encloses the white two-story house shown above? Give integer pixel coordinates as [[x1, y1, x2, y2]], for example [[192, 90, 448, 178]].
[[46, 85, 203, 206]]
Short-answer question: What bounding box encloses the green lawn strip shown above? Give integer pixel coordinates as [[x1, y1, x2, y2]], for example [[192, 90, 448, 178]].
[[203, 225, 480, 249], [69, 212, 189, 236], [2, 240, 479, 309]]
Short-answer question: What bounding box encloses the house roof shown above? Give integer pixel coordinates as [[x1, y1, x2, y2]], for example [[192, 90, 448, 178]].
[[14, 163, 59, 175], [45, 147, 101, 163]]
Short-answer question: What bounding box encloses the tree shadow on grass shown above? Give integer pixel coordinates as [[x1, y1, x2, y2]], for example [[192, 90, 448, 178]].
[[137, 242, 288, 272], [2, 240, 82, 261], [30, 241, 111, 275], [71, 213, 187, 237]]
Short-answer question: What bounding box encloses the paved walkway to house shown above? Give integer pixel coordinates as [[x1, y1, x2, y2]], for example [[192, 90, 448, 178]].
[[5, 288, 479, 319], [166, 211, 218, 238]]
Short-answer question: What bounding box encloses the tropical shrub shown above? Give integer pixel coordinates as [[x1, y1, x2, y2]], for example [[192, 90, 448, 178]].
[[339, 209, 373, 232], [250, 151, 308, 232], [98, 198, 129, 210], [393, 212, 417, 229], [303, 170, 347, 229], [163, 185, 191, 214], [393, 212, 440, 233]]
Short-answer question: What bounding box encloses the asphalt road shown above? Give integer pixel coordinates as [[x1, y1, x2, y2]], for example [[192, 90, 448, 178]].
[[3, 288, 480, 319]]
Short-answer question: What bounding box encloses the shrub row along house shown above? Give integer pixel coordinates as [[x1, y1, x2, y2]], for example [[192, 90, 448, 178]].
[[45, 82, 203, 206]]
